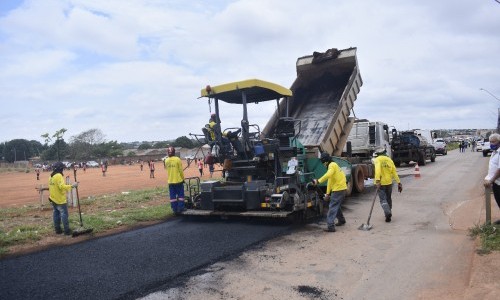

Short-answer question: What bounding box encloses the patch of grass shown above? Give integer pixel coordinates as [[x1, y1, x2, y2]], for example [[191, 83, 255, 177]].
[[0, 186, 174, 257], [0, 167, 30, 174], [447, 142, 460, 151], [469, 223, 500, 253]]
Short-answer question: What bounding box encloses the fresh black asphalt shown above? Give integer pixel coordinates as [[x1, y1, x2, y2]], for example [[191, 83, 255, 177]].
[[0, 217, 292, 300]]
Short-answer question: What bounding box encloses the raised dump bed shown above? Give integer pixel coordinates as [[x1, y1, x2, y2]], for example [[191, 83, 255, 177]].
[[263, 47, 362, 156]]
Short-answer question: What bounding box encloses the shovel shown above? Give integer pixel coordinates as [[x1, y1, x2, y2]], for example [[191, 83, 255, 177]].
[[358, 186, 379, 231], [72, 173, 93, 237], [72, 186, 93, 237]]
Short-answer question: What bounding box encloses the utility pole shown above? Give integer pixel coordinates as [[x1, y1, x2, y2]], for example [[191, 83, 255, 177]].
[[480, 88, 500, 133]]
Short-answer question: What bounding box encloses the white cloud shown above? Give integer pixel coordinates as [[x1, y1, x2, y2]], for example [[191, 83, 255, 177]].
[[0, 0, 499, 143]]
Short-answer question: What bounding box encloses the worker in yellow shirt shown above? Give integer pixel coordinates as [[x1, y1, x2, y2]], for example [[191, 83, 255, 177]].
[[373, 147, 403, 222], [49, 162, 78, 235], [202, 114, 217, 141], [164, 147, 185, 215], [312, 152, 347, 232]]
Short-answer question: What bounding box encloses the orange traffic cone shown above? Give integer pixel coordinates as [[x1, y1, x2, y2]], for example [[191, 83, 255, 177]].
[[414, 163, 421, 178]]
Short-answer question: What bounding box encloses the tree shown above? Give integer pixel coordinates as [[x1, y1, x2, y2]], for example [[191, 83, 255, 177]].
[[3, 139, 36, 162], [172, 136, 194, 148], [40, 128, 68, 161], [92, 141, 123, 158], [40, 139, 69, 161], [138, 143, 152, 150], [152, 141, 169, 149], [29, 140, 44, 157], [0, 142, 4, 160], [69, 129, 105, 160]]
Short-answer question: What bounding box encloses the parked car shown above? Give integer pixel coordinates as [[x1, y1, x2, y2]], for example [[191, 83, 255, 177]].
[[476, 141, 483, 152], [482, 141, 491, 157], [62, 161, 72, 168], [433, 139, 447, 155], [86, 161, 99, 167], [184, 155, 195, 160]]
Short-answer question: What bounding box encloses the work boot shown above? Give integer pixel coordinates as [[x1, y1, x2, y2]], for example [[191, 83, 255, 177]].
[[64, 230, 72, 236], [55, 229, 63, 235], [385, 213, 392, 223], [323, 226, 336, 232], [335, 220, 346, 226]]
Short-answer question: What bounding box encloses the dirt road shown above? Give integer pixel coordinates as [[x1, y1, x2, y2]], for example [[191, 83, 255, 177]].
[[0, 161, 220, 208], [142, 149, 500, 300]]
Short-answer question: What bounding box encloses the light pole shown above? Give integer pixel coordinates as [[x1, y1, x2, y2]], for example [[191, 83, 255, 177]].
[[480, 88, 500, 133], [480, 88, 500, 101]]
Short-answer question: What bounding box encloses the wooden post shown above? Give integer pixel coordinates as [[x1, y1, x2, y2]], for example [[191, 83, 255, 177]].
[[39, 186, 44, 209], [485, 186, 492, 225], [36, 185, 49, 211]]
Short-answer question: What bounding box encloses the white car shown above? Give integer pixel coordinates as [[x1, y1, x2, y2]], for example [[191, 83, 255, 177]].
[[476, 141, 483, 152], [62, 161, 72, 168], [86, 161, 99, 167], [482, 141, 491, 157]]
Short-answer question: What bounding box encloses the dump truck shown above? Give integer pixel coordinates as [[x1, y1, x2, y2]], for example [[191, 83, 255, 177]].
[[182, 47, 368, 219], [390, 129, 436, 166], [343, 119, 392, 159]]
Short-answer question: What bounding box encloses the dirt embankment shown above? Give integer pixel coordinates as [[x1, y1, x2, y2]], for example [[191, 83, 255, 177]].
[[0, 161, 219, 208]]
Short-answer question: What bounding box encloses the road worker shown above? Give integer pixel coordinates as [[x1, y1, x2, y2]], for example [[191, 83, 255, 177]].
[[373, 147, 402, 222], [202, 114, 217, 142], [163, 147, 185, 215], [49, 162, 78, 235], [312, 152, 347, 232]]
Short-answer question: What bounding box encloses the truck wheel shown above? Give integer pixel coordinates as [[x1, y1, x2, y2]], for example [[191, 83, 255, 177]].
[[346, 175, 353, 197], [418, 152, 426, 166], [309, 191, 323, 217], [316, 193, 324, 217], [353, 165, 365, 193], [430, 153, 436, 162]]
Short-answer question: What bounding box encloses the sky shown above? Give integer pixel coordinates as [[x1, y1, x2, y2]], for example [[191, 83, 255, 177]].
[[1, 0, 499, 144]]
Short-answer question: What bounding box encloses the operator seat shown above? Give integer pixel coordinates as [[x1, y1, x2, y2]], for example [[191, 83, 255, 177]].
[[275, 117, 298, 158]]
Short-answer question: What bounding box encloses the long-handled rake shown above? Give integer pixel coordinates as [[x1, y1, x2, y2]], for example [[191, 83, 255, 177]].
[[358, 187, 379, 231]]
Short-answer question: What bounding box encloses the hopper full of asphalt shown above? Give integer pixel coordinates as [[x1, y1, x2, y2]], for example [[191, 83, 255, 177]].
[[0, 218, 291, 300]]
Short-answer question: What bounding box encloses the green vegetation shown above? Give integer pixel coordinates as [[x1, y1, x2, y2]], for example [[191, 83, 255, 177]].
[[1, 128, 201, 164], [0, 167, 30, 174], [469, 223, 500, 254], [0, 187, 172, 257], [446, 142, 460, 151]]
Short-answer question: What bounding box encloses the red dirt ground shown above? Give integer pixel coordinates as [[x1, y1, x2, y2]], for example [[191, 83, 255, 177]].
[[0, 162, 221, 208]]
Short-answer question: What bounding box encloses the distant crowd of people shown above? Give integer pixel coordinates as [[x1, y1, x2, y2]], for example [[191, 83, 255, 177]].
[[458, 139, 476, 152]]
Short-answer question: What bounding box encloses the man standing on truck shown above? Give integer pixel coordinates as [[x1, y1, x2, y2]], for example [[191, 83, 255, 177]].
[[373, 147, 403, 222], [164, 147, 186, 215], [312, 152, 347, 232]]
